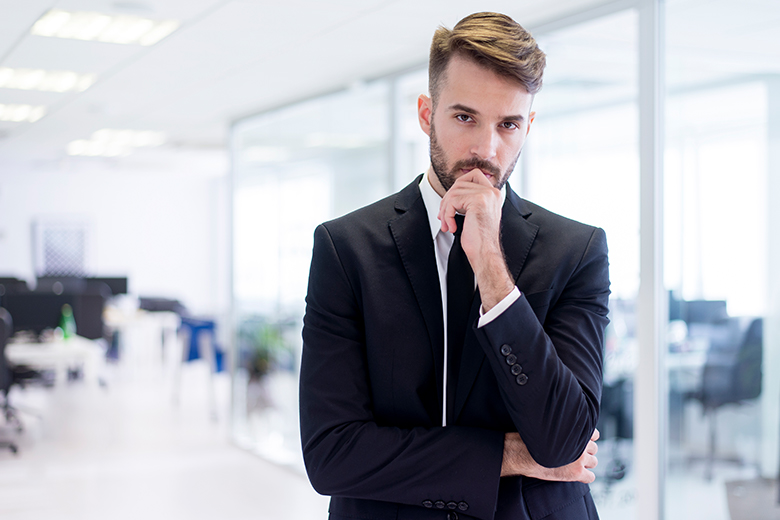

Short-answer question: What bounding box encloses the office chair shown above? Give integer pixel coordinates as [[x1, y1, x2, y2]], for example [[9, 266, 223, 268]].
[[689, 316, 763, 480], [0, 307, 47, 451], [597, 378, 633, 489], [0, 308, 20, 452]]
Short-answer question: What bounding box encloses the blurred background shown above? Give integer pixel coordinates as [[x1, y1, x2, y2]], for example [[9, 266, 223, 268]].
[[0, 1, 779, 519]]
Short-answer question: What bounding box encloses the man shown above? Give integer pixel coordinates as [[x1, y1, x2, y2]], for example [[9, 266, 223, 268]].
[[300, 12, 609, 520]]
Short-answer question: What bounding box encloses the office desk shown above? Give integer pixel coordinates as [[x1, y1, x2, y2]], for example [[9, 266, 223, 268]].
[[5, 335, 104, 386], [104, 307, 179, 369]]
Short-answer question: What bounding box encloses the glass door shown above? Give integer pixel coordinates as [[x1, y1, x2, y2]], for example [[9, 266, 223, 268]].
[[526, 9, 640, 519]]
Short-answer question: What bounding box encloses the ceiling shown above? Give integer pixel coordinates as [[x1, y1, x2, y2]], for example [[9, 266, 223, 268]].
[[0, 0, 616, 176]]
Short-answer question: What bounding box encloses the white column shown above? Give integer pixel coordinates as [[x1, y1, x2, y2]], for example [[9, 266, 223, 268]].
[[762, 76, 780, 478], [637, 0, 665, 519]]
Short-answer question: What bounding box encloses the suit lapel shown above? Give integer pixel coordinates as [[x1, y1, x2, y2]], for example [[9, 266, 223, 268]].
[[388, 176, 445, 410], [501, 188, 539, 283], [453, 186, 539, 422]]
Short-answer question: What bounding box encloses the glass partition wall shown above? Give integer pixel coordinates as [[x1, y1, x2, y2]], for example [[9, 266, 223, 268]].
[[664, 1, 780, 519], [230, 2, 780, 518], [526, 10, 640, 518], [231, 82, 390, 466]]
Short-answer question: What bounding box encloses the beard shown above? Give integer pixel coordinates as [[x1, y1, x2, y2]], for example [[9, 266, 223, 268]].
[[429, 121, 520, 192]]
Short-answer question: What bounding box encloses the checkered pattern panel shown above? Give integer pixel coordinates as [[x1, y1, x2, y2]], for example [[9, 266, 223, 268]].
[[42, 227, 86, 277]]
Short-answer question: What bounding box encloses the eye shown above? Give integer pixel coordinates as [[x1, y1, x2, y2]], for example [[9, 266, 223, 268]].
[[455, 114, 473, 123], [501, 121, 520, 130]]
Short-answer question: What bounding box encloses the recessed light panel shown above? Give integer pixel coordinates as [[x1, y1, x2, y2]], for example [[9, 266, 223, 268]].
[[0, 68, 96, 92], [67, 129, 167, 157], [0, 104, 46, 122], [31, 9, 179, 46]]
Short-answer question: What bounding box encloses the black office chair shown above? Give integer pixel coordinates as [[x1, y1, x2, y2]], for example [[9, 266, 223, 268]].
[[0, 308, 20, 452], [689, 316, 763, 480], [0, 307, 46, 451]]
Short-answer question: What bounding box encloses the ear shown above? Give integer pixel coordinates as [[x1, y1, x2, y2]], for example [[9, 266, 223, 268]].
[[418, 94, 433, 137], [526, 111, 536, 138]]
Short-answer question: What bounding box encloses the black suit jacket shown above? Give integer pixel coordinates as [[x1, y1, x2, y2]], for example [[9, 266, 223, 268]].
[[300, 175, 610, 520]]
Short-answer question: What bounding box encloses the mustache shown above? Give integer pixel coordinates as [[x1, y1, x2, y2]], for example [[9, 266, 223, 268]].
[[451, 158, 500, 177]]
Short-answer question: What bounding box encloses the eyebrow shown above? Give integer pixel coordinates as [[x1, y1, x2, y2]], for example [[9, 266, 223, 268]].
[[447, 103, 526, 122]]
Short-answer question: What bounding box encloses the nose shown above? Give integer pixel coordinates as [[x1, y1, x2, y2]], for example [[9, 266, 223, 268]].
[[470, 126, 499, 161]]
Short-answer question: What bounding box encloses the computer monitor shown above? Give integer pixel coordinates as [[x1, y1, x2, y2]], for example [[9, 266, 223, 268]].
[[2, 292, 76, 337], [0, 277, 29, 297], [683, 300, 728, 324], [87, 277, 128, 295], [35, 276, 87, 294]]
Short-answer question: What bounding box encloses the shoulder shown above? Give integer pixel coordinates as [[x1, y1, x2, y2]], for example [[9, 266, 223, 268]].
[[515, 194, 605, 246], [319, 176, 423, 241]]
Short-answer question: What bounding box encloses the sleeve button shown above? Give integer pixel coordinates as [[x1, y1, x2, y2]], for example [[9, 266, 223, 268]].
[[422, 500, 433, 508], [506, 354, 517, 365], [511, 364, 523, 375], [500, 344, 512, 356], [458, 501, 469, 511], [516, 373, 529, 385], [447, 501, 458, 510], [435, 500, 446, 509]]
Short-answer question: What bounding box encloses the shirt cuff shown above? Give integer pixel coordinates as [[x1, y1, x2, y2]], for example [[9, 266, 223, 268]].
[[477, 287, 521, 328]]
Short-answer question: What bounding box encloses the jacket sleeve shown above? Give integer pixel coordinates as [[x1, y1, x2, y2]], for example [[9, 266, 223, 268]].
[[300, 224, 504, 520], [474, 226, 610, 468]]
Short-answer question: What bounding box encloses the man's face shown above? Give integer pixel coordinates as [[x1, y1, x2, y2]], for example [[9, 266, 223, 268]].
[[418, 54, 536, 194]]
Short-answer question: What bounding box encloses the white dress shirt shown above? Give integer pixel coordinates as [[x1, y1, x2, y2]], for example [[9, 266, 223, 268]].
[[418, 171, 520, 426]]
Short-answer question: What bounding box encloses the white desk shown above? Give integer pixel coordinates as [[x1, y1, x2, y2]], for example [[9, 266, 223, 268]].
[[5, 335, 104, 386], [104, 307, 179, 370]]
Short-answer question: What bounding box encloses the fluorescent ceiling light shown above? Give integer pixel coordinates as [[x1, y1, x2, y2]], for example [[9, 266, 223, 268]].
[[0, 104, 46, 122], [31, 9, 179, 46], [67, 128, 167, 157], [0, 68, 96, 92]]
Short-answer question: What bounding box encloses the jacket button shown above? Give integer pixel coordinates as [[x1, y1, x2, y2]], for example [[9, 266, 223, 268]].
[[506, 354, 517, 365], [516, 373, 529, 385], [435, 500, 446, 509], [422, 500, 433, 508], [511, 364, 523, 375], [458, 501, 469, 511], [447, 513, 459, 520], [500, 344, 512, 356], [447, 501, 458, 510]]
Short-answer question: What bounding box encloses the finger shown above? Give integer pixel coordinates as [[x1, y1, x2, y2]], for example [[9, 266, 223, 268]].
[[438, 200, 458, 233], [586, 440, 598, 455], [443, 209, 458, 234], [579, 469, 596, 484], [584, 453, 598, 469], [591, 428, 600, 442], [463, 168, 493, 185]]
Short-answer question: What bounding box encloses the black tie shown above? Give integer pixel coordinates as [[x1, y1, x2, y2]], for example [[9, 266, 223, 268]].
[[446, 214, 474, 423]]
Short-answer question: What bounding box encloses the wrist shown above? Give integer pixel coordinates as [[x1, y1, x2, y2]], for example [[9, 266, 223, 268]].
[[473, 249, 514, 312]]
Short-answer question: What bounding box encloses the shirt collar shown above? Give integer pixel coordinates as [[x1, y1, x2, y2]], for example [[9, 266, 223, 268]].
[[419, 168, 507, 241]]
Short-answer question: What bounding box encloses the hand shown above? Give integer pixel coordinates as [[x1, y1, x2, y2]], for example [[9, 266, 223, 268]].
[[501, 429, 600, 483], [437, 169, 514, 311]]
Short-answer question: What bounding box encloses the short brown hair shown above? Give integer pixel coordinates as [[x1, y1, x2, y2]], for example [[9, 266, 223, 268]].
[[429, 12, 546, 102]]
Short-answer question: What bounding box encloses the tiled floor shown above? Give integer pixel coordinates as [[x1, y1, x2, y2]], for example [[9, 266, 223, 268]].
[[0, 361, 329, 520]]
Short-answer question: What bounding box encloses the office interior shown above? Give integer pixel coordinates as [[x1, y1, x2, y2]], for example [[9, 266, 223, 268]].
[[0, 0, 778, 519]]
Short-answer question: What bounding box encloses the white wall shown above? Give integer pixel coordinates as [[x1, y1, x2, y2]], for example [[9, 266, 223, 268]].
[[0, 154, 230, 317]]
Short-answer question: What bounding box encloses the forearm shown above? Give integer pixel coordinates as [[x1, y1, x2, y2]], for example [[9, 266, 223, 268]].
[[470, 243, 514, 313], [474, 293, 606, 467], [301, 414, 504, 512], [501, 431, 599, 483]]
